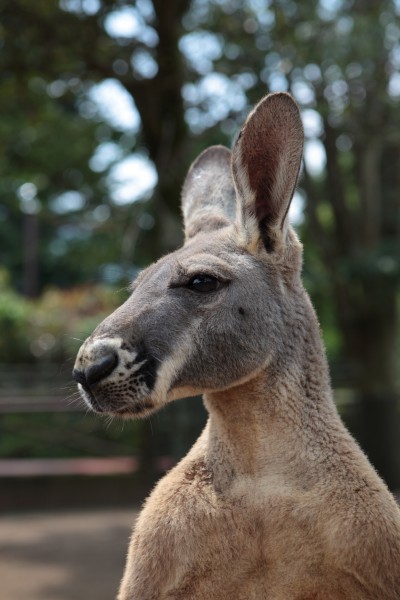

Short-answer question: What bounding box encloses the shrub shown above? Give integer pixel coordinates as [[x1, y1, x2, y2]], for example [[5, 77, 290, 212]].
[[0, 269, 126, 363]]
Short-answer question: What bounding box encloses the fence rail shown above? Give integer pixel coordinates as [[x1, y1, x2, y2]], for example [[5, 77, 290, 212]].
[[0, 363, 356, 478], [0, 364, 78, 413]]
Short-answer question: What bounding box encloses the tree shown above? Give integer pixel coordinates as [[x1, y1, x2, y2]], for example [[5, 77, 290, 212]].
[[199, 0, 400, 487], [270, 0, 400, 489]]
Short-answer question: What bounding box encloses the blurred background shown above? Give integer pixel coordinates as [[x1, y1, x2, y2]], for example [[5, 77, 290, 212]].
[[1, 0, 400, 598]]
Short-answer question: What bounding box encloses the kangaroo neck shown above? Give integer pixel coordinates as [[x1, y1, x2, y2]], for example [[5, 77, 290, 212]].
[[203, 331, 339, 488]]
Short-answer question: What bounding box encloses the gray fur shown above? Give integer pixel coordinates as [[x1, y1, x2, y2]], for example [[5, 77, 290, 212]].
[[181, 145, 236, 240]]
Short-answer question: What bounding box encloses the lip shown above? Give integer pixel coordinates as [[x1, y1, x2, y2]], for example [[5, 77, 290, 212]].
[[113, 401, 155, 417], [131, 401, 155, 414], [78, 385, 155, 417], [78, 385, 106, 413]]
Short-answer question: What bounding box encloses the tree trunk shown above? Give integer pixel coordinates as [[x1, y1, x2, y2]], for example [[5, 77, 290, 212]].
[[339, 279, 400, 490], [125, 0, 191, 261], [304, 123, 400, 491], [22, 213, 39, 298]]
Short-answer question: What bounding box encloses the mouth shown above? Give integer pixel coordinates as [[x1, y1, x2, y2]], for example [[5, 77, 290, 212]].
[[112, 402, 156, 418], [77, 383, 156, 418]]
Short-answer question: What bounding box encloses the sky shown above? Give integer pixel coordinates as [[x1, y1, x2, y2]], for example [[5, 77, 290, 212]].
[[55, 1, 328, 225], [58, 0, 400, 223], [88, 73, 324, 225]]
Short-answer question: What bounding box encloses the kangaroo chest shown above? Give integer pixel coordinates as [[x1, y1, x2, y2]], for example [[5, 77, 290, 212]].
[[147, 462, 365, 600]]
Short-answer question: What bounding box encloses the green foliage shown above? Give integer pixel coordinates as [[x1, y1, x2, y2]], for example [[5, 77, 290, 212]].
[[0, 268, 126, 363], [0, 270, 33, 362], [0, 412, 142, 459]]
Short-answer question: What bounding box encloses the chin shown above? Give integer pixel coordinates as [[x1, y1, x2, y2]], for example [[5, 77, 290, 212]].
[[78, 385, 158, 419]]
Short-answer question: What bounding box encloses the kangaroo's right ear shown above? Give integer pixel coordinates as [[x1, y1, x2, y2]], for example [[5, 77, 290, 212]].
[[181, 145, 236, 241], [232, 92, 304, 253]]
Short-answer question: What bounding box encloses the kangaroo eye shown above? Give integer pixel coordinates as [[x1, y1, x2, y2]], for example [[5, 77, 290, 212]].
[[188, 275, 221, 293]]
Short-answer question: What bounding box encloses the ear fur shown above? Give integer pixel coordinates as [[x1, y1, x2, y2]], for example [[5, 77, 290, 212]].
[[232, 92, 304, 252], [181, 145, 236, 241]]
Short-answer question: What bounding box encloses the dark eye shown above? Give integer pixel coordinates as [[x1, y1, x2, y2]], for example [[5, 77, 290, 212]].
[[187, 275, 221, 293]]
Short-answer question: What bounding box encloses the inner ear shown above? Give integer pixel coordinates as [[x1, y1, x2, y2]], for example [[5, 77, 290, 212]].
[[181, 146, 236, 241], [232, 93, 304, 251]]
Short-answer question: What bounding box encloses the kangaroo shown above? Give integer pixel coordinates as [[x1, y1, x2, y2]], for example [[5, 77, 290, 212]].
[[73, 93, 400, 600]]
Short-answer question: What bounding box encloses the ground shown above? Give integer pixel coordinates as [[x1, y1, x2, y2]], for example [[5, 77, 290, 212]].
[[0, 508, 138, 600]]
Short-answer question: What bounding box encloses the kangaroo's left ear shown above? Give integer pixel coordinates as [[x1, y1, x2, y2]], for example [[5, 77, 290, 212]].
[[181, 145, 236, 241], [232, 92, 304, 252]]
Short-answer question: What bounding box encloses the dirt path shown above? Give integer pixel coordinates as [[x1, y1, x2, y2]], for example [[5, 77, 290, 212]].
[[1, 508, 138, 600]]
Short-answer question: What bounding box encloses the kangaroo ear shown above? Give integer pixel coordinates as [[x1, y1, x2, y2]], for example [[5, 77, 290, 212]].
[[232, 92, 303, 252], [181, 145, 236, 241]]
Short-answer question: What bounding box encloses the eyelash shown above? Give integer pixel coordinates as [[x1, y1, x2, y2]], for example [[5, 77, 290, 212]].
[[169, 272, 230, 293]]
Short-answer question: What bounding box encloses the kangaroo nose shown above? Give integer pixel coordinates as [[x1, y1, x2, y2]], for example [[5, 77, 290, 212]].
[[73, 349, 118, 388]]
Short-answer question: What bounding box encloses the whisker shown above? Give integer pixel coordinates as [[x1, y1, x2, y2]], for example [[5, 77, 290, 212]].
[[104, 415, 114, 430]]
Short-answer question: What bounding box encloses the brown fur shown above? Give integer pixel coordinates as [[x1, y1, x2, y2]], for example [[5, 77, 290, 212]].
[[73, 93, 400, 599]]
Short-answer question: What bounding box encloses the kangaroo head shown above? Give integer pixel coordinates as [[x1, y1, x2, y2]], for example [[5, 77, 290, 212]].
[[73, 92, 304, 417]]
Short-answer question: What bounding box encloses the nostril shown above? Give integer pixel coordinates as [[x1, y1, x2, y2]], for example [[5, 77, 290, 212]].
[[72, 345, 119, 392], [86, 352, 119, 386], [72, 368, 88, 387]]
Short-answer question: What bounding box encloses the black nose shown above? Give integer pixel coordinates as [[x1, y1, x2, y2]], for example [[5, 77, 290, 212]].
[[72, 350, 118, 388]]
